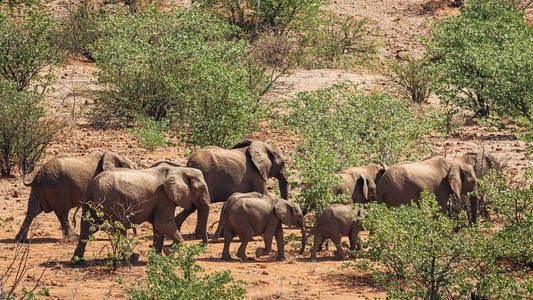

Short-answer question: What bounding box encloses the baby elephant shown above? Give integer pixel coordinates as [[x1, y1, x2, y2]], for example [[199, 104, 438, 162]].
[[220, 192, 305, 261], [307, 204, 364, 260]]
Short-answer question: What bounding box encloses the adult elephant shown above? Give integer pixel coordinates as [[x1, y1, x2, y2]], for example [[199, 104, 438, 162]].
[[15, 150, 135, 242], [175, 140, 289, 244], [72, 162, 210, 260], [456, 152, 500, 178], [377, 156, 479, 222]]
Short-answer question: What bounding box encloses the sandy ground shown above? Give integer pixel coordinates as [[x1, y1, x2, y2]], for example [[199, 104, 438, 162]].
[[0, 0, 531, 299]]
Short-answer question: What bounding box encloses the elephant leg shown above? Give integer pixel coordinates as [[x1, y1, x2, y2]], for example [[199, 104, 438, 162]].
[[155, 218, 184, 252], [332, 234, 345, 260], [72, 208, 100, 262], [256, 225, 275, 258], [174, 206, 197, 232], [311, 232, 325, 260], [222, 228, 235, 261], [349, 227, 361, 251], [274, 226, 286, 261], [213, 220, 223, 243], [56, 210, 78, 241], [195, 205, 209, 244], [153, 232, 164, 254], [15, 193, 42, 242], [237, 236, 251, 261]]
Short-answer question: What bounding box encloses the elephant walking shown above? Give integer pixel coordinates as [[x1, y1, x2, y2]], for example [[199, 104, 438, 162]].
[[176, 140, 289, 243], [15, 150, 134, 242], [219, 192, 304, 261], [377, 156, 479, 222], [72, 162, 210, 261]]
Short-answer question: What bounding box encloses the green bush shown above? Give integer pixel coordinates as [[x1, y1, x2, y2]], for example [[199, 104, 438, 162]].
[[128, 243, 247, 300], [128, 116, 169, 150], [58, 0, 107, 61], [91, 7, 263, 147], [194, 0, 326, 35], [0, 3, 62, 92], [0, 80, 62, 177], [358, 191, 532, 299], [478, 168, 533, 266], [426, 0, 532, 121], [300, 12, 376, 69], [382, 56, 432, 104], [280, 82, 438, 214]]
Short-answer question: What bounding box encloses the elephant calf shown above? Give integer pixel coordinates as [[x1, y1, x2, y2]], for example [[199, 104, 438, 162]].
[[220, 192, 304, 261], [305, 205, 364, 260], [16, 150, 134, 242], [72, 162, 210, 261]]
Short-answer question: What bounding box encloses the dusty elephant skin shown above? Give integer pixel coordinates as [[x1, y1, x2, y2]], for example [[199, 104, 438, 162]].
[[219, 192, 304, 262], [377, 156, 479, 222], [15, 150, 135, 242], [305, 205, 364, 260], [455, 152, 501, 178], [71, 162, 210, 261], [176, 140, 289, 244]]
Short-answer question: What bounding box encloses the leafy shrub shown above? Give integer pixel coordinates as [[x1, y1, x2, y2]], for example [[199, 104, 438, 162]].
[[280, 82, 438, 214], [382, 56, 432, 104], [509, 0, 533, 10], [128, 243, 247, 300], [426, 0, 532, 121], [478, 168, 533, 266], [91, 7, 263, 147], [58, 0, 107, 61], [300, 12, 376, 69], [0, 80, 62, 177], [128, 116, 169, 150], [81, 203, 140, 269], [195, 0, 326, 35], [358, 191, 532, 299], [0, 3, 62, 92]]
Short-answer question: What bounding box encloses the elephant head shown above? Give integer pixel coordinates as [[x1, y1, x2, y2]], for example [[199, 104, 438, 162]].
[[101, 151, 136, 171], [374, 162, 389, 184], [448, 162, 479, 223], [274, 199, 304, 227], [460, 152, 501, 178], [353, 174, 377, 203], [162, 166, 210, 209], [232, 140, 289, 199]]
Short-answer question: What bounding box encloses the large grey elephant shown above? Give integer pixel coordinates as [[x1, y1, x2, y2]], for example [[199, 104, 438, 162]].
[[15, 150, 134, 242], [219, 192, 304, 261], [303, 204, 364, 260], [72, 162, 210, 261], [303, 163, 388, 215], [175, 140, 289, 244], [377, 156, 479, 222]]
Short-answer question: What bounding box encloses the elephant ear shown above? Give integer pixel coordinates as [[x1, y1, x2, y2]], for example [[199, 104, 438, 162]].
[[448, 163, 462, 197], [163, 170, 192, 209], [248, 142, 272, 181], [101, 152, 122, 171], [355, 175, 369, 202], [274, 200, 294, 226]]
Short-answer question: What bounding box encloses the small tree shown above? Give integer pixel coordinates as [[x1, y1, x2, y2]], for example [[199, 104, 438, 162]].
[[382, 56, 432, 104], [0, 80, 61, 177], [128, 244, 247, 300], [426, 0, 532, 120]]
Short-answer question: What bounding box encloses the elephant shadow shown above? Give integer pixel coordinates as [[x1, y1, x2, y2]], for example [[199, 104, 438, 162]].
[[40, 258, 147, 269], [0, 237, 61, 244]]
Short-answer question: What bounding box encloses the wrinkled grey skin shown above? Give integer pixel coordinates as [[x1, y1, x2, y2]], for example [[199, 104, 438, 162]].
[[15, 150, 134, 242], [304, 205, 364, 260], [72, 162, 210, 261], [334, 163, 388, 203], [377, 156, 479, 222], [455, 152, 500, 178], [219, 192, 304, 261], [176, 140, 289, 244]]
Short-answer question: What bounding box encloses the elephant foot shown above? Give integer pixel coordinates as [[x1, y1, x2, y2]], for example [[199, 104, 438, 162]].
[[276, 255, 287, 261], [255, 247, 270, 258], [15, 236, 30, 243], [63, 233, 79, 242], [221, 253, 234, 261], [237, 255, 254, 262]]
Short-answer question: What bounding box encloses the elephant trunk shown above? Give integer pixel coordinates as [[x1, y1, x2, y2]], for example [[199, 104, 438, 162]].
[[279, 178, 289, 200], [469, 194, 480, 224], [299, 222, 307, 255]]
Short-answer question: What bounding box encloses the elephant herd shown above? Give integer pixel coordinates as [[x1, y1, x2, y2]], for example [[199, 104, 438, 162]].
[[13, 140, 499, 262]]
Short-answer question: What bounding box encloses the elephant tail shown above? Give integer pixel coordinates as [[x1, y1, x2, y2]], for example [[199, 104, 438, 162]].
[[208, 220, 220, 231]]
